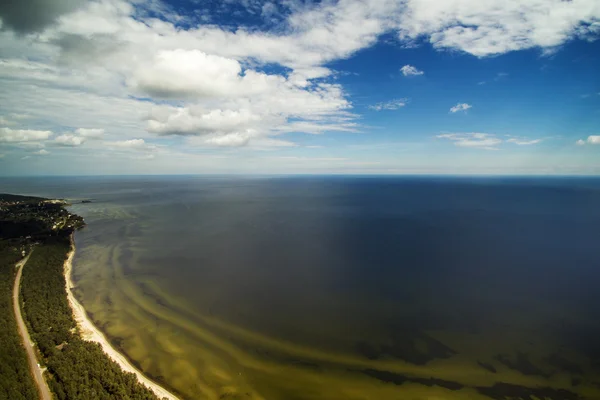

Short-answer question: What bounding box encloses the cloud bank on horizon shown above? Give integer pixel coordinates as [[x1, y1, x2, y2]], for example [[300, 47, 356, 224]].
[[1, 0, 599, 175]]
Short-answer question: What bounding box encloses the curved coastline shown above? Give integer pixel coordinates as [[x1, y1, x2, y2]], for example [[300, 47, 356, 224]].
[[64, 233, 180, 400]]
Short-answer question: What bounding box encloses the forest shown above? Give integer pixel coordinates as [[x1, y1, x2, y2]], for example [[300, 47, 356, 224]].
[[19, 236, 162, 400], [0, 243, 38, 400], [1, 193, 162, 400]]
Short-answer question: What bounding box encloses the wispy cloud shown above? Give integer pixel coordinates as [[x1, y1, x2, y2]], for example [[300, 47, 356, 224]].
[[437, 133, 501, 150], [76, 128, 104, 139], [449, 103, 472, 113], [438, 133, 545, 149], [400, 65, 424, 76], [506, 138, 543, 145], [369, 99, 408, 111]]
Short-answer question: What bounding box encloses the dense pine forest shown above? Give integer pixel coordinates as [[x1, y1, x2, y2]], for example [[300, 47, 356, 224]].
[[1, 194, 162, 400], [0, 243, 38, 400], [20, 239, 160, 400]]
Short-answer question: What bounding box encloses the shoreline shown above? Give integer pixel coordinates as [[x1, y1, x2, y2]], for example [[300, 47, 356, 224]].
[[64, 233, 179, 400]]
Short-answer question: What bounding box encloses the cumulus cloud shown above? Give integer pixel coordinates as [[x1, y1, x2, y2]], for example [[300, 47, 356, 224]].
[[132, 50, 276, 99], [576, 135, 600, 145], [111, 139, 147, 149], [0, 0, 84, 33], [450, 103, 472, 113], [1, 0, 600, 164], [109, 139, 156, 152], [202, 131, 259, 147], [587, 135, 600, 144], [146, 106, 267, 136], [437, 133, 502, 150], [75, 128, 104, 138], [400, 65, 424, 76], [35, 149, 50, 155], [0, 127, 52, 142], [54, 134, 85, 147], [369, 99, 408, 111], [142, 75, 352, 144]]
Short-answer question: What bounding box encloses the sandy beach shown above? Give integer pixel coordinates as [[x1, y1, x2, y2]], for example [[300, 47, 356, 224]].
[[64, 234, 179, 400]]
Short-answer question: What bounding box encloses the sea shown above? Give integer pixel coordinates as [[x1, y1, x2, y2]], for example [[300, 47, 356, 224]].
[[2, 175, 599, 400]]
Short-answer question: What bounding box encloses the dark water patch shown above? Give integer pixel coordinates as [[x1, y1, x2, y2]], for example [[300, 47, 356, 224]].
[[478, 361, 497, 373], [550, 321, 600, 370], [13, 176, 600, 399], [380, 328, 456, 365], [137, 281, 169, 308], [495, 352, 550, 378], [118, 246, 135, 275], [357, 369, 464, 390], [355, 341, 379, 360], [476, 382, 581, 400], [545, 353, 583, 375]]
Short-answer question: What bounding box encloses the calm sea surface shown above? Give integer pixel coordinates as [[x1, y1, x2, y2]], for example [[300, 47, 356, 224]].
[[2, 176, 600, 399]]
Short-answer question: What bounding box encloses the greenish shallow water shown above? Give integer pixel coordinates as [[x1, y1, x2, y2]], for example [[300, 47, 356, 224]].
[[5, 176, 600, 399]]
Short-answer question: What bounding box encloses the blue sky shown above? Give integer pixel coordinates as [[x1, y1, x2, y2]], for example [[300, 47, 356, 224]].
[[1, 0, 599, 175]]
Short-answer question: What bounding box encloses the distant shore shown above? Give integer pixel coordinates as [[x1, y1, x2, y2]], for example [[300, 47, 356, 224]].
[[64, 233, 179, 400]]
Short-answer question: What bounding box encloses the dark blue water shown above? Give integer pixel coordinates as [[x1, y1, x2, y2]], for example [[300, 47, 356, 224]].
[[2, 175, 600, 399]]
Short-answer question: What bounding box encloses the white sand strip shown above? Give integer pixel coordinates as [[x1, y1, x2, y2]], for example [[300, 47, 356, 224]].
[[64, 234, 180, 400]]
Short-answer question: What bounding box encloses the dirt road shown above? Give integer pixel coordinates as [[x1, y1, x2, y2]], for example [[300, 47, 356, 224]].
[[13, 250, 53, 400]]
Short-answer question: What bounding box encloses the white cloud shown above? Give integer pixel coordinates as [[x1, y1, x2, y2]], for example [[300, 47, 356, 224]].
[[576, 135, 600, 145], [54, 134, 85, 146], [1, 0, 599, 172], [437, 133, 502, 150], [132, 50, 271, 99], [450, 103, 472, 113], [507, 138, 542, 145], [588, 135, 600, 144], [109, 139, 158, 154], [110, 139, 148, 149], [75, 128, 104, 138], [146, 106, 266, 136], [369, 99, 408, 111], [275, 120, 358, 135], [400, 65, 424, 76], [201, 131, 258, 147], [0, 127, 52, 142], [35, 149, 50, 155], [396, 0, 600, 57]]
